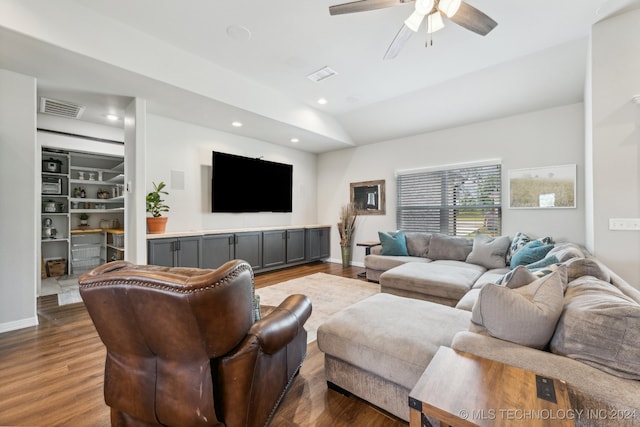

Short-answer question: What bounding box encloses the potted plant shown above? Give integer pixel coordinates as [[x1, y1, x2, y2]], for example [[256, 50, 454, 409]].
[[337, 203, 358, 267], [146, 181, 170, 234], [79, 213, 89, 226]]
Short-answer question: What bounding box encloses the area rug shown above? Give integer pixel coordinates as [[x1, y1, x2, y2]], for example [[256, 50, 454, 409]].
[[256, 273, 380, 343]]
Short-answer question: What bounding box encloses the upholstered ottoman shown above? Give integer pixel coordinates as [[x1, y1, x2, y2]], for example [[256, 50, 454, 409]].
[[317, 293, 471, 421], [379, 260, 487, 306]]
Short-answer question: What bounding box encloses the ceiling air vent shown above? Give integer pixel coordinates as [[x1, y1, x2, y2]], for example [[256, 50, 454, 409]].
[[307, 66, 338, 82], [39, 97, 86, 119]]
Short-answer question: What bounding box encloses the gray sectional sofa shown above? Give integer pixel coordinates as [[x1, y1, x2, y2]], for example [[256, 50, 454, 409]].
[[318, 231, 640, 426]]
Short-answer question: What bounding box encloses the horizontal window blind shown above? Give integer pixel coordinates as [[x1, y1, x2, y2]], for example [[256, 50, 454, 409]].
[[397, 163, 502, 236]]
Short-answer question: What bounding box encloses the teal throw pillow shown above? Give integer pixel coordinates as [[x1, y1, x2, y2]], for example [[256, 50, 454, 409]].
[[510, 240, 554, 268], [378, 231, 409, 256], [507, 232, 553, 264], [525, 255, 560, 270]]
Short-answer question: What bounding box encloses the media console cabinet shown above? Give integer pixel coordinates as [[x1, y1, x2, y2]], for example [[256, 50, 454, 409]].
[[147, 225, 330, 272]]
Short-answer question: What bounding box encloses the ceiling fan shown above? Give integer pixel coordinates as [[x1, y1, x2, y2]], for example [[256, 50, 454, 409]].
[[329, 0, 498, 60]]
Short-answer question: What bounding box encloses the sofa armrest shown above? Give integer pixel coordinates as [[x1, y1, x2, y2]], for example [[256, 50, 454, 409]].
[[369, 244, 383, 255], [248, 294, 312, 354]]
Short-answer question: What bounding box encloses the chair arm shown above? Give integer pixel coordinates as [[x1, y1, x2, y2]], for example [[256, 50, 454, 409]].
[[248, 294, 312, 354]]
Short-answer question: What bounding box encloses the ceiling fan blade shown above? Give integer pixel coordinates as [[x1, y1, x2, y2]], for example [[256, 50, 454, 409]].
[[383, 24, 414, 60], [329, 0, 413, 16], [449, 2, 497, 36]]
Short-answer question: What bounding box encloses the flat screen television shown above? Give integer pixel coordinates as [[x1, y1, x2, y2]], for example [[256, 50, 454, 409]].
[[211, 151, 293, 213]]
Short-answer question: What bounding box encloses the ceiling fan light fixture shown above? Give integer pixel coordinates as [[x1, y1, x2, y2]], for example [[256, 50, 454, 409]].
[[438, 0, 462, 18], [404, 11, 425, 32], [427, 11, 445, 33], [405, 0, 434, 32]]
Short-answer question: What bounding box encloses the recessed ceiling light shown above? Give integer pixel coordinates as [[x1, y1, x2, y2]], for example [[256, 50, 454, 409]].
[[106, 114, 119, 121], [290, 138, 299, 143], [232, 121, 243, 127], [317, 98, 328, 105]]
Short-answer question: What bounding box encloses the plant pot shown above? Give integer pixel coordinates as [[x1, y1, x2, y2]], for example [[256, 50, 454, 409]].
[[341, 246, 352, 268], [147, 216, 168, 234]]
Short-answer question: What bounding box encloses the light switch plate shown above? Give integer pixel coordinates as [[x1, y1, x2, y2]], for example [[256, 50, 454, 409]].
[[609, 218, 640, 230]]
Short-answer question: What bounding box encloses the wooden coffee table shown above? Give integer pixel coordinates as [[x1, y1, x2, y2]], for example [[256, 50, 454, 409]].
[[409, 347, 575, 427]]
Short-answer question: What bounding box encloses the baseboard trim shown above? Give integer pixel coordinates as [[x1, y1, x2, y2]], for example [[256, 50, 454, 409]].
[[0, 316, 39, 333]]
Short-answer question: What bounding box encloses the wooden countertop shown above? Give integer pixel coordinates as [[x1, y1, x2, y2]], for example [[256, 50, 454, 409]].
[[71, 228, 124, 235], [146, 224, 332, 239]]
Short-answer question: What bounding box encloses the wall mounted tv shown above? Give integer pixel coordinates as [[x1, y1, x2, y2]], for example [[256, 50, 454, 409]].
[[211, 151, 293, 213]]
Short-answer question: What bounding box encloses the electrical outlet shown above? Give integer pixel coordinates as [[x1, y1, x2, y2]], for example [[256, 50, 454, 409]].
[[609, 218, 640, 230]]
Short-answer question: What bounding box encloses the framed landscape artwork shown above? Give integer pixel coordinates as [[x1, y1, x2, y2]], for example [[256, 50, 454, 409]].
[[508, 164, 576, 209]]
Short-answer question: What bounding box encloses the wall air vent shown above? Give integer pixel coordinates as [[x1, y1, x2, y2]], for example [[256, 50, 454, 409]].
[[307, 66, 338, 82], [39, 97, 86, 119]]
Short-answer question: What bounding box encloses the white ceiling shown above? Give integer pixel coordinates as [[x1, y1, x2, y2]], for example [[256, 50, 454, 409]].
[[1, 0, 638, 153]]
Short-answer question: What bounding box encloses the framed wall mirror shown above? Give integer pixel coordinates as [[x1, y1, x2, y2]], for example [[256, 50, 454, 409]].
[[350, 180, 385, 215]]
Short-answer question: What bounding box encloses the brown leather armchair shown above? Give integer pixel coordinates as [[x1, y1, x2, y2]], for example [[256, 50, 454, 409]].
[[79, 259, 312, 427]]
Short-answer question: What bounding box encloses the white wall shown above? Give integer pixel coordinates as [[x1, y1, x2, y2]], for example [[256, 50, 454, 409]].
[[37, 114, 124, 142], [145, 114, 318, 232], [589, 9, 640, 286], [0, 70, 38, 332], [318, 103, 586, 267], [124, 98, 147, 264]]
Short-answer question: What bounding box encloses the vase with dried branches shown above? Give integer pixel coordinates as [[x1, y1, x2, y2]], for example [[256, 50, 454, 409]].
[[337, 203, 358, 267]]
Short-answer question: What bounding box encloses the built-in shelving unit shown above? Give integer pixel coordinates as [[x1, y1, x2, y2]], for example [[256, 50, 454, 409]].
[[41, 151, 70, 277], [41, 148, 125, 280], [106, 229, 125, 262]]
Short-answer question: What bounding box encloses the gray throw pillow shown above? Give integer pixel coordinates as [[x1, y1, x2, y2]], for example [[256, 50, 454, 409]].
[[404, 232, 431, 257], [501, 265, 540, 288], [466, 234, 511, 269], [550, 277, 640, 380], [564, 257, 610, 283], [546, 243, 585, 262], [426, 233, 473, 261], [498, 264, 565, 289], [471, 266, 566, 349]]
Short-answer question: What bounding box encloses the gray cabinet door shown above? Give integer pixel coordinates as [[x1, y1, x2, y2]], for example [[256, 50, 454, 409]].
[[319, 227, 330, 258], [235, 231, 262, 270], [307, 227, 330, 261], [148, 238, 176, 267], [176, 236, 201, 268], [148, 237, 201, 267], [263, 230, 286, 269], [201, 234, 234, 269], [286, 229, 306, 263]]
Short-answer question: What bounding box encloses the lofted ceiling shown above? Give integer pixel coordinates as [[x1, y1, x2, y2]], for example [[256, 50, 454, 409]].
[[1, 0, 638, 153]]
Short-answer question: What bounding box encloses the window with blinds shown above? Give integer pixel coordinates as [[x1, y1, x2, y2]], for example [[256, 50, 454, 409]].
[[396, 162, 502, 237]]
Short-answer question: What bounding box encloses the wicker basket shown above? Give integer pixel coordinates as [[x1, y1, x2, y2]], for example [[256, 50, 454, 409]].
[[47, 259, 66, 277]]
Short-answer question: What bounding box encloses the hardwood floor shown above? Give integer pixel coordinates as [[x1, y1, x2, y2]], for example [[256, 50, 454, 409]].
[[0, 262, 406, 427]]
